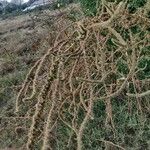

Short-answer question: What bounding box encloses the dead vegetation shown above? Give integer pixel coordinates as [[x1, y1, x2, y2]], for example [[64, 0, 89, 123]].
[[0, 1, 150, 150]]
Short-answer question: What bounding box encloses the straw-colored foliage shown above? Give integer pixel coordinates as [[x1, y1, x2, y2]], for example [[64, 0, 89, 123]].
[[0, 1, 150, 150]]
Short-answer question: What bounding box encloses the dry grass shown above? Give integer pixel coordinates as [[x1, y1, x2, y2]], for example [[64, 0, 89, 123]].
[[0, 2, 150, 150], [15, 2, 150, 150]]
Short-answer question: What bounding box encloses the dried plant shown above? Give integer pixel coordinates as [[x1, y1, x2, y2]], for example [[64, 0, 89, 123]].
[[14, 1, 150, 150]]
